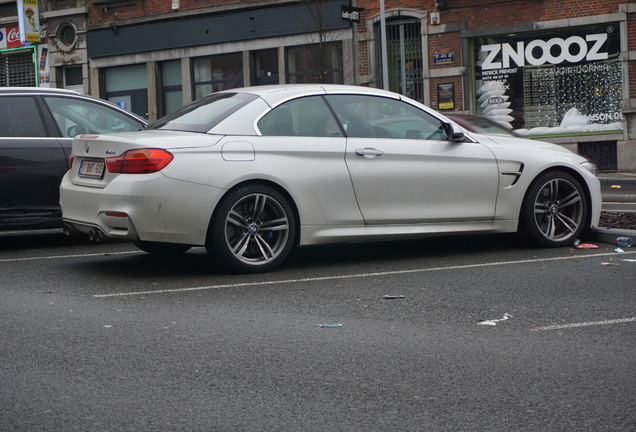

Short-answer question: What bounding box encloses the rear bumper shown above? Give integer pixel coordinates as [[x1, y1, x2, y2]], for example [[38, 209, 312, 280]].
[[60, 172, 223, 245]]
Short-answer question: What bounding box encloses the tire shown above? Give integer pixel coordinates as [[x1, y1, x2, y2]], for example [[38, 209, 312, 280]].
[[206, 184, 296, 273], [519, 171, 587, 247], [134, 240, 191, 255]]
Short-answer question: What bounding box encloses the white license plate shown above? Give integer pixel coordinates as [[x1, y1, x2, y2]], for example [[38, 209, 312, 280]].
[[78, 160, 105, 179]]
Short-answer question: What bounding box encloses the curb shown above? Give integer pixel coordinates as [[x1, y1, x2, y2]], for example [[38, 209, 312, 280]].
[[602, 193, 636, 203], [600, 177, 636, 203], [598, 177, 636, 186], [590, 227, 636, 245]]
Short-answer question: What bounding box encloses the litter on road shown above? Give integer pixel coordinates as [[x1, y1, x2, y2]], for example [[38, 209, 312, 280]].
[[574, 243, 599, 249], [478, 313, 513, 326], [616, 237, 633, 247]]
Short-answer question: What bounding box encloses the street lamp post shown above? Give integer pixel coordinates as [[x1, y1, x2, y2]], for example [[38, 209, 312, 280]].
[[379, 0, 389, 90]]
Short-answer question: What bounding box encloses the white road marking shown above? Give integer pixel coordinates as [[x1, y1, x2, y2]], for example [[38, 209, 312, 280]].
[[0, 251, 139, 263], [533, 317, 636, 331], [4, 247, 634, 332], [90, 250, 636, 298]]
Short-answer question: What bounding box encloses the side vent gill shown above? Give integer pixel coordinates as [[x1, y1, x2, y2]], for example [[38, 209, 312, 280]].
[[501, 163, 524, 186]]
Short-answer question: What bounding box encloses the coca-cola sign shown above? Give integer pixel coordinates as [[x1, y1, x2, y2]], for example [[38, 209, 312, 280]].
[[1, 23, 47, 51], [7, 27, 22, 46], [2, 26, 28, 48]]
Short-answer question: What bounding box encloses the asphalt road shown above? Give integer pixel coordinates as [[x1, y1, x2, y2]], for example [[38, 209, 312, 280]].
[[1, 231, 635, 431]]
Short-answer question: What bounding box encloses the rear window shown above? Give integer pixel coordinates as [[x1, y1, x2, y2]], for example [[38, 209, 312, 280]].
[[43, 96, 145, 137], [148, 92, 258, 133]]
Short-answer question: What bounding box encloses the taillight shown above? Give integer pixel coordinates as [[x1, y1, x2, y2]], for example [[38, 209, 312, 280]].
[[106, 149, 174, 174], [68, 153, 75, 169]]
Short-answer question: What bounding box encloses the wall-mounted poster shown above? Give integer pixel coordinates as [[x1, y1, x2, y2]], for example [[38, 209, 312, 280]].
[[438, 83, 454, 110]]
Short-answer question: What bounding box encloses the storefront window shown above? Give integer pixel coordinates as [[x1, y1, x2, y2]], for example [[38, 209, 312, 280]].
[[473, 24, 622, 136], [253, 49, 279, 85], [161, 60, 182, 116], [193, 53, 244, 99], [64, 66, 82, 87], [105, 64, 148, 118], [286, 42, 343, 84]]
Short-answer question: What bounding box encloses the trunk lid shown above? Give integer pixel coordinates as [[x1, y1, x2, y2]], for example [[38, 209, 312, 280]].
[[69, 130, 223, 188]]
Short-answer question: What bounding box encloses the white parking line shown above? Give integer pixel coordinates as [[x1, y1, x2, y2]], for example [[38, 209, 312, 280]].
[[91, 250, 636, 298], [533, 317, 636, 331]]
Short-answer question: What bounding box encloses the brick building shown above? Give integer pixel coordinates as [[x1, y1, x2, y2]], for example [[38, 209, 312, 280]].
[[1, 0, 635, 171], [355, 0, 634, 172]]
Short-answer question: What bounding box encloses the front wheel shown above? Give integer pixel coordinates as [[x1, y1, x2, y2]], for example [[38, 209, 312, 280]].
[[519, 171, 587, 247], [207, 184, 296, 273]]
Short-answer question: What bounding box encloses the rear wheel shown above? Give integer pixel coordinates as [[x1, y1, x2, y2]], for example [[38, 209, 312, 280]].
[[519, 171, 587, 247], [207, 184, 296, 273], [134, 240, 191, 255]]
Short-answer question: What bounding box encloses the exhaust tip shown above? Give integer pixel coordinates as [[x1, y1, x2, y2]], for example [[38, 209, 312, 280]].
[[63, 223, 81, 236], [88, 228, 101, 242]]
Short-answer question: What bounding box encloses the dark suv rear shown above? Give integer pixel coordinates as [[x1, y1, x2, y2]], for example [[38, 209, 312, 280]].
[[0, 87, 147, 231]]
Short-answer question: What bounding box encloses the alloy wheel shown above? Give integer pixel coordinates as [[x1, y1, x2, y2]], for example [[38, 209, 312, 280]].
[[532, 177, 584, 242], [223, 192, 291, 266]]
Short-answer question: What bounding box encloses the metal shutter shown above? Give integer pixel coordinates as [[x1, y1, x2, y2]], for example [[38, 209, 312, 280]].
[[0, 48, 37, 87]]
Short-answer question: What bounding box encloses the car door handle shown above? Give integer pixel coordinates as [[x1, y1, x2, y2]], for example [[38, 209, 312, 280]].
[[355, 148, 384, 158]]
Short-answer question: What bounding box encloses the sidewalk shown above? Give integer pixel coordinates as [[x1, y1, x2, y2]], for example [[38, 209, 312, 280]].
[[593, 172, 636, 244]]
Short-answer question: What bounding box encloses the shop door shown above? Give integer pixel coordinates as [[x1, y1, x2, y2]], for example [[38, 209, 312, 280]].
[[384, 21, 424, 103]]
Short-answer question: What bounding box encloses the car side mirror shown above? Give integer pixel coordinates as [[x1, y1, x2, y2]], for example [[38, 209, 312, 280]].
[[443, 122, 466, 142]]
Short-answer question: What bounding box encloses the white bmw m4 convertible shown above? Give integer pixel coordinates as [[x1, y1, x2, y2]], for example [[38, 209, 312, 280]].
[[60, 84, 601, 273]]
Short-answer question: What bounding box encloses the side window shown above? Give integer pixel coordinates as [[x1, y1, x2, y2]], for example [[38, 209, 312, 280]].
[[0, 96, 47, 137], [324, 95, 447, 140], [42, 96, 145, 137], [258, 96, 343, 137]]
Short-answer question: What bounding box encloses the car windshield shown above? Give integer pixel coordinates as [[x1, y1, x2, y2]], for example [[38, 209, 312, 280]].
[[148, 92, 258, 133]]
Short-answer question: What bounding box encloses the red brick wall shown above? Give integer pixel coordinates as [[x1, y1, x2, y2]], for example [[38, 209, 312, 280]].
[[428, 31, 461, 70], [430, 0, 622, 27], [358, 40, 370, 76], [89, 0, 248, 25], [355, 0, 434, 19]]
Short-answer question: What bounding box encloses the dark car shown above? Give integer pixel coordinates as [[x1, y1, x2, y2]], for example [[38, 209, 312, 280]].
[[0, 87, 147, 231], [444, 113, 519, 137]]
